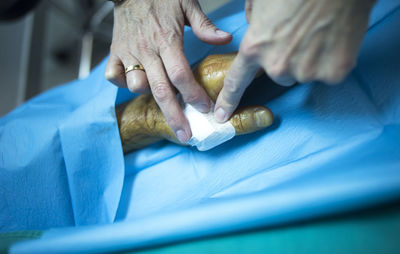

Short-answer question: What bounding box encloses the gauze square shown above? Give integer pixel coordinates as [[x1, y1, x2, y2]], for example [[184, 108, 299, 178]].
[[182, 101, 236, 151]]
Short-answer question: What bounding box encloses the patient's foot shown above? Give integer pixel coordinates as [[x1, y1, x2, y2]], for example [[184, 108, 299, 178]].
[[116, 53, 274, 153]]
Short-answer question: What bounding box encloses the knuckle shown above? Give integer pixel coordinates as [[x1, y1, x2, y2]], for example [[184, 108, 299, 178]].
[[184, 92, 202, 104], [295, 74, 309, 84], [295, 66, 316, 83], [109, 42, 119, 52], [168, 66, 188, 85], [320, 72, 345, 85], [298, 74, 313, 83], [240, 37, 259, 60], [337, 58, 355, 74], [110, 42, 128, 56], [152, 82, 171, 102], [268, 61, 289, 78], [322, 62, 354, 85], [136, 39, 153, 55], [159, 32, 180, 50]]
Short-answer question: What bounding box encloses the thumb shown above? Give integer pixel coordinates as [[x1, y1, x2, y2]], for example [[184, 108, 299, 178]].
[[184, 1, 232, 45]]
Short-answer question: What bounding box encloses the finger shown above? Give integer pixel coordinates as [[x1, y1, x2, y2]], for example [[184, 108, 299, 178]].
[[105, 52, 126, 88], [214, 50, 259, 123], [230, 106, 273, 135], [160, 45, 211, 113], [142, 55, 192, 144], [183, 0, 232, 45], [120, 53, 150, 93]]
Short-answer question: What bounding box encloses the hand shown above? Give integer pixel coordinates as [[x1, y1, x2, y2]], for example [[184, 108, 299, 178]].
[[116, 53, 273, 153], [214, 0, 376, 122], [105, 0, 232, 143]]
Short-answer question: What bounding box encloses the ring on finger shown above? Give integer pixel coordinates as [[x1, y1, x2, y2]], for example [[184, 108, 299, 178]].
[[125, 64, 145, 74]]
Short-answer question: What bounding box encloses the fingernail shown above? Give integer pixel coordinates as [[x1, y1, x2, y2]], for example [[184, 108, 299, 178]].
[[176, 129, 189, 143], [216, 29, 230, 36], [215, 107, 228, 122], [254, 109, 270, 128], [196, 102, 210, 113]]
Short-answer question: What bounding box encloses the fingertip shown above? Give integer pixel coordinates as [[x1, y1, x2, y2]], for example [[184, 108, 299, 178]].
[[186, 3, 231, 45], [171, 114, 192, 144], [105, 60, 117, 80], [165, 110, 193, 144], [105, 58, 126, 87], [254, 107, 274, 128], [215, 29, 233, 44], [230, 106, 274, 135], [176, 129, 190, 143], [176, 82, 211, 114], [214, 107, 230, 123], [197, 29, 233, 45], [215, 29, 233, 42], [193, 100, 211, 113], [215, 29, 230, 37], [105, 70, 127, 88], [104, 70, 115, 82], [189, 87, 212, 113]]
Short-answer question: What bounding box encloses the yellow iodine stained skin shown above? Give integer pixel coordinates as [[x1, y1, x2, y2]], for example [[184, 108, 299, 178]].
[[116, 52, 274, 153]]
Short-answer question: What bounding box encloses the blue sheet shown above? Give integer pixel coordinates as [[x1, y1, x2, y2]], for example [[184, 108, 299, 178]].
[[3, 0, 400, 252]]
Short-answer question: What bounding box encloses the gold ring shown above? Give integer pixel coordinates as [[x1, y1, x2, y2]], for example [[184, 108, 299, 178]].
[[125, 64, 145, 74]]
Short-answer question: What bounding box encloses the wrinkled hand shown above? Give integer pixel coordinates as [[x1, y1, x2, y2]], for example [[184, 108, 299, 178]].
[[214, 0, 376, 122], [105, 0, 232, 143]]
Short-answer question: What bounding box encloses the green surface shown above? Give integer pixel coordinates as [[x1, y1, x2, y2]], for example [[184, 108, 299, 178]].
[[130, 203, 400, 254], [2, 203, 400, 254], [0, 231, 42, 254]]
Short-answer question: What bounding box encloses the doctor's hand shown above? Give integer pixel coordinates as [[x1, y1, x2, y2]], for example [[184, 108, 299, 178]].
[[105, 0, 232, 143], [214, 0, 376, 123]]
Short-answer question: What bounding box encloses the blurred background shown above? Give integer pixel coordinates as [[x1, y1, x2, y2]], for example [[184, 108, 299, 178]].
[[0, 0, 232, 116]]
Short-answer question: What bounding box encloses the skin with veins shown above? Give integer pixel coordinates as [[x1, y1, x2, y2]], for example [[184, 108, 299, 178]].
[[116, 53, 274, 153]]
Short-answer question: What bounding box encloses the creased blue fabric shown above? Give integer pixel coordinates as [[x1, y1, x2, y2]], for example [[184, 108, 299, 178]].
[[115, 0, 400, 222], [0, 59, 125, 230], [4, 0, 400, 252]]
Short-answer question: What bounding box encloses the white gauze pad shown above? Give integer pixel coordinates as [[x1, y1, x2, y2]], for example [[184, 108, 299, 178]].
[[182, 101, 236, 151]]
